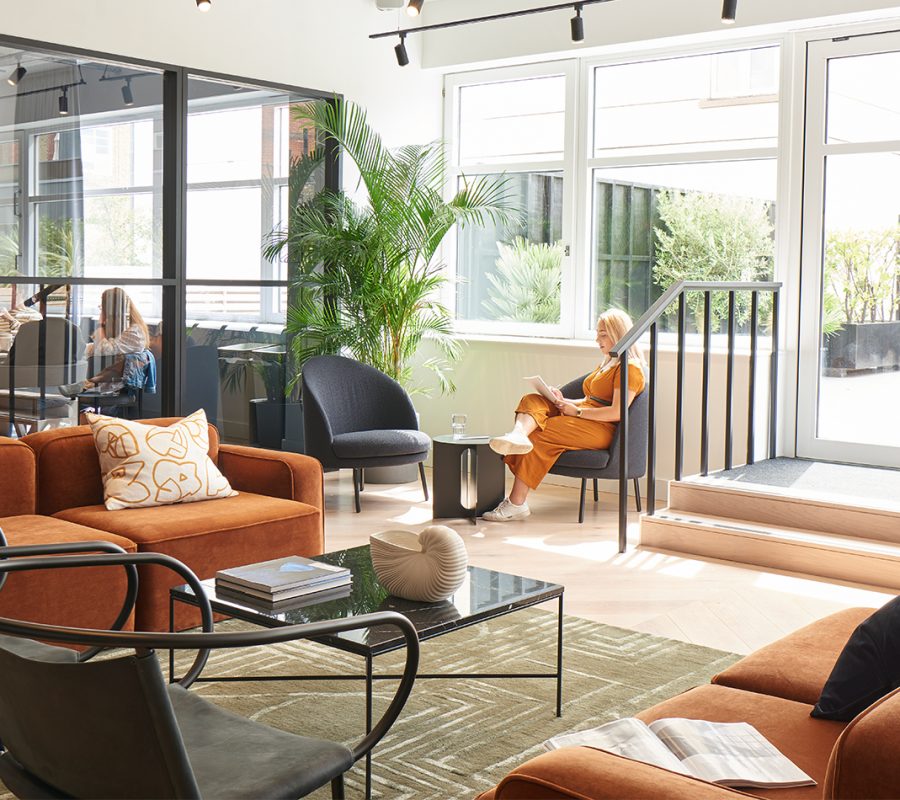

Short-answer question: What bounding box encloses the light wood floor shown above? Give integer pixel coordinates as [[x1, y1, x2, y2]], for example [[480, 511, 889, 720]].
[[324, 469, 895, 656]]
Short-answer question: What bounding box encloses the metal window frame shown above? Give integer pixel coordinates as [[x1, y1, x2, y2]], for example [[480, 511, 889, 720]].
[[0, 33, 340, 418]]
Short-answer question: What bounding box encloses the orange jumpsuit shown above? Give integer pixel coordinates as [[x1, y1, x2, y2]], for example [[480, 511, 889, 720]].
[[505, 363, 645, 490]]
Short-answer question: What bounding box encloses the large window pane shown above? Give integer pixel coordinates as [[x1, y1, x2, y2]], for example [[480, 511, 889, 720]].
[[458, 75, 566, 165], [456, 171, 563, 324], [593, 47, 779, 157], [19, 60, 164, 280], [591, 160, 776, 329], [826, 52, 900, 145]]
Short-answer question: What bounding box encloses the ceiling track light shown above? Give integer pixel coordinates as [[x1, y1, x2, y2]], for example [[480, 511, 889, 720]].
[[395, 33, 410, 67], [721, 0, 737, 24], [6, 63, 26, 87], [121, 78, 134, 107], [58, 88, 69, 116], [373, 0, 616, 64], [196, 0, 211, 10], [406, 0, 424, 16], [571, 3, 584, 42]]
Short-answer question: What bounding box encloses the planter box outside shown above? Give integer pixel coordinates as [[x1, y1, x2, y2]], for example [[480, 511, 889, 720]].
[[824, 321, 900, 377]]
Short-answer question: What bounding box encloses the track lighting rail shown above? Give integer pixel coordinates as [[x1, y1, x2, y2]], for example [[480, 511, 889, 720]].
[[370, 0, 614, 39]]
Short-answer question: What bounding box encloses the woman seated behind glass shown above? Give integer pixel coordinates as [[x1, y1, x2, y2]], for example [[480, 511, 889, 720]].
[[483, 308, 646, 522], [58, 288, 149, 397]]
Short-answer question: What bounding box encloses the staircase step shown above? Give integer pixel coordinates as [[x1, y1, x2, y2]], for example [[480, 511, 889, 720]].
[[640, 510, 900, 590], [668, 480, 900, 544]]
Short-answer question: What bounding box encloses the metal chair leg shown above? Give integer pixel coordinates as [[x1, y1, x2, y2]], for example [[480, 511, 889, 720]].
[[593, 478, 599, 502], [578, 479, 586, 524], [419, 462, 429, 501], [634, 477, 642, 513], [359, 469, 365, 492], [331, 774, 345, 800], [352, 469, 361, 513]]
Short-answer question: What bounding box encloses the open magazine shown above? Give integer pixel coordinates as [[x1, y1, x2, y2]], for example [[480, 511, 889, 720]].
[[544, 717, 815, 789], [524, 375, 558, 403]]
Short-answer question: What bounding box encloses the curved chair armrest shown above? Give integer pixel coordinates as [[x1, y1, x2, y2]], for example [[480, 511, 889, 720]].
[[217, 444, 324, 511], [0, 551, 214, 683], [487, 747, 754, 800], [0, 605, 420, 766], [0, 537, 139, 662]]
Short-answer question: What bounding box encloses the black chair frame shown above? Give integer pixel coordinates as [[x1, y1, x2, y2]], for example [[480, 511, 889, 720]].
[[0, 537, 420, 799]]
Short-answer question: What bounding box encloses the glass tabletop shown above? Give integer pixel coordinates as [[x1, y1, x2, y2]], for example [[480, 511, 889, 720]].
[[432, 434, 492, 444], [172, 545, 563, 656]]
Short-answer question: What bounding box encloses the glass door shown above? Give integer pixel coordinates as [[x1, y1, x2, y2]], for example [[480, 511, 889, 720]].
[[797, 31, 900, 467]]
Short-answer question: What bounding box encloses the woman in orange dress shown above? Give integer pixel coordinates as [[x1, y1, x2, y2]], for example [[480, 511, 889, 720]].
[[484, 308, 646, 522]]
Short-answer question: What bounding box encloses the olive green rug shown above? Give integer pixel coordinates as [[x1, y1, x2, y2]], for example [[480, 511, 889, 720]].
[[167, 609, 739, 799]]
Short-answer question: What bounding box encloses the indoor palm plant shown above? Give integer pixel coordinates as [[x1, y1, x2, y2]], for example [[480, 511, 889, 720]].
[[264, 98, 514, 396]]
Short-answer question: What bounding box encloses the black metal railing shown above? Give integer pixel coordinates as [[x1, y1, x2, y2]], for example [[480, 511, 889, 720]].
[[609, 280, 782, 553]]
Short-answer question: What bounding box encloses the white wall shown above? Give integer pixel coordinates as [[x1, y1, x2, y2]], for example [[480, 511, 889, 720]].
[[421, 0, 900, 68], [0, 0, 442, 151]]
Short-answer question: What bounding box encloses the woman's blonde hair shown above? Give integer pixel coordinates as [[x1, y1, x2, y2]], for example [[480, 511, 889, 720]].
[[598, 308, 646, 369], [101, 287, 148, 342]]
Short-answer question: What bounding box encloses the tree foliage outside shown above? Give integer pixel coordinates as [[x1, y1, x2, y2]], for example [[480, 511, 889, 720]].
[[264, 99, 514, 395], [653, 189, 774, 332], [824, 227, 900, 324], [482, 236, 563, 323]]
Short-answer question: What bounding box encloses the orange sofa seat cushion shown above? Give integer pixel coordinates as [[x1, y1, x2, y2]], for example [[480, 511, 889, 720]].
[[713, 608, 873, 704], [0, 515, 136, 635], [636, 683, 846, 800], [55, 492, 323, 632], [0, 439, 36, 517], [22, 418, 221, 517]]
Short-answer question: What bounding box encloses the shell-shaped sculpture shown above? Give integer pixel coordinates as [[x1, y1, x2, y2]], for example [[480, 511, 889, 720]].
[[370, 526, 468, 602]]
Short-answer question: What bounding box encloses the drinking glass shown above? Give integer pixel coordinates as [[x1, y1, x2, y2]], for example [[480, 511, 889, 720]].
[[451, 413, 467, 439]]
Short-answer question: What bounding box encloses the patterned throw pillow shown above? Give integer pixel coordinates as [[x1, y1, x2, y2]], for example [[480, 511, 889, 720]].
[[86, 409, 237, 511]]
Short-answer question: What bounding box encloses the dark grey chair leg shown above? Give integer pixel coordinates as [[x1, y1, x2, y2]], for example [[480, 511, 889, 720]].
[[593, 478, 599, 502], [634, 477, 642, 513], [578, 479, 586, 524], [418, 462, 429, 501], [331, 774, 345, 799], [352, 469, 361, 513], [359, 470, 365, 492]]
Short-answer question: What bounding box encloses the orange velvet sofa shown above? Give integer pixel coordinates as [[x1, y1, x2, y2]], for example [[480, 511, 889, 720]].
[[0, 418, 324, 633], [477, 607, 900, 800], [0, 437, 138, 634]]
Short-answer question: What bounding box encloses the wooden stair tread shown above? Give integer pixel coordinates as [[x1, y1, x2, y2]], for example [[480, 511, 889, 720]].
[[651, 510, 900, 558]]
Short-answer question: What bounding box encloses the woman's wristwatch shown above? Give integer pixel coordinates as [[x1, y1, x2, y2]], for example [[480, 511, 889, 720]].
[[576, 407, 583, 417]]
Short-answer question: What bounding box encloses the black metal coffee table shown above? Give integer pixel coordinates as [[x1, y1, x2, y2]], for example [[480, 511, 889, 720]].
[[170, 545, 564, 799]]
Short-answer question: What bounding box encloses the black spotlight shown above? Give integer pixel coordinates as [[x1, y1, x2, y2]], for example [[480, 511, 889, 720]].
[[122, 78, 134, 107], [58, 89, 69, 116], [571, 4, 585, 42], [722, 0, 737, 24], [196, 0, 211, 10], [395, 34, 410, 67], [407, 0, 424, 16], [6, 63, 26, 87]]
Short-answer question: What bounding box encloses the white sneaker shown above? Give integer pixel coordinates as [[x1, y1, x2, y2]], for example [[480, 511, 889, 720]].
[[482, 497, 531, 522], [489, 430, 533, 456]]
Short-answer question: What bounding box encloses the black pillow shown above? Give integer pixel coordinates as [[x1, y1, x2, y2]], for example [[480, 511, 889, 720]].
[[811, 596, 900, 721]]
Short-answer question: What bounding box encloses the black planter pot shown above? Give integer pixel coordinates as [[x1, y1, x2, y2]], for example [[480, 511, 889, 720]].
[[249, 398, 285, 450], [824, 321, 900, 376], [281, 400, 304, 454]]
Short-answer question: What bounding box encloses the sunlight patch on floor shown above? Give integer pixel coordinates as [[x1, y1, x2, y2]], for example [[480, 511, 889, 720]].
[[752, 572, 893, 606], [502, 536, 621, 563]]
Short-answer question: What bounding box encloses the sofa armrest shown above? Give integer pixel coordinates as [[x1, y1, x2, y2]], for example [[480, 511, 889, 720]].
[[217, 445, 324, 511], [825, 687, 900, 799], [479, 747, 754, 800]]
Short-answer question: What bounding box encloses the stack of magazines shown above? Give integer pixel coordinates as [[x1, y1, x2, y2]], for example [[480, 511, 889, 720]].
[[215, 556, 352, 610]]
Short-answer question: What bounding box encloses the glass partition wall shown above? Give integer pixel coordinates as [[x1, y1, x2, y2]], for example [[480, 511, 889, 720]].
[[0, 38, 332, 445]]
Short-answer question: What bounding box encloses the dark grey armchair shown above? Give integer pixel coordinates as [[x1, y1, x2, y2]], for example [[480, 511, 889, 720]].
[[0, 537, 419, 800], [548, 372, 649, 523], [302, 355, 431, 512]]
